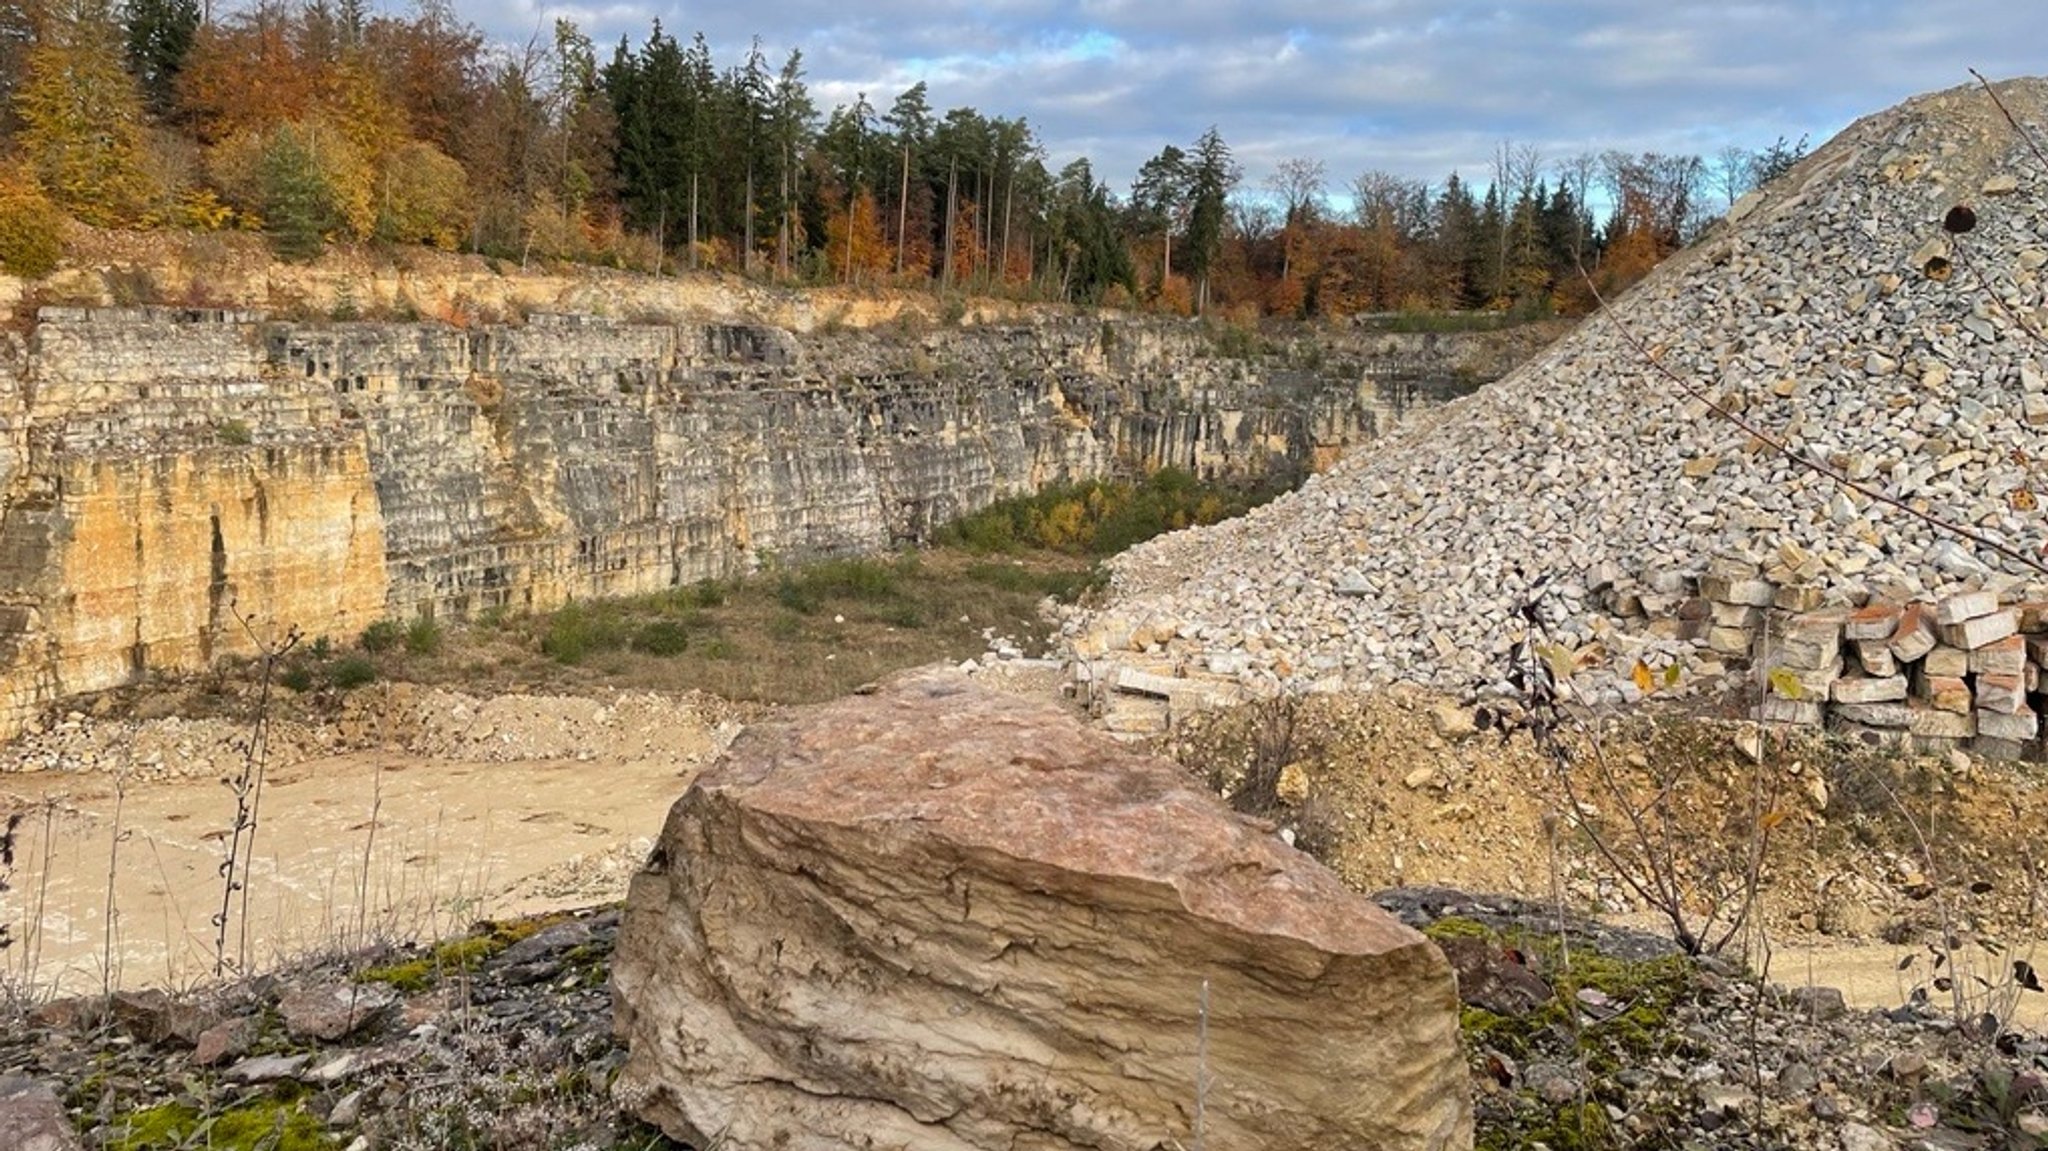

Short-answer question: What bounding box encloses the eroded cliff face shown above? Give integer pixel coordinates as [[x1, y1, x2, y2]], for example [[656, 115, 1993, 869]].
[[0, 306, 1516, 733]]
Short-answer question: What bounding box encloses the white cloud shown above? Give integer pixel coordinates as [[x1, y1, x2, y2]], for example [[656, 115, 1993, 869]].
[[463, 0, 2046, 198]]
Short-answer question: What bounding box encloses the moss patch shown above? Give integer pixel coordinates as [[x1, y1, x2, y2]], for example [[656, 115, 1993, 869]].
[[107, 1098, 333, 1151], [356, 914, 568, 992]]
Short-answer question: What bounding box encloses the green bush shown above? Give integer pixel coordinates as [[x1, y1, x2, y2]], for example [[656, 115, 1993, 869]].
[[405, 617, 442, 656], [215, 419, 253, 446], [329, 656, 377, 688], [278, 663, 316, 693], [360, 620, 403, 653], [633, 619, 690, 656], [542, 602, 627, 664]]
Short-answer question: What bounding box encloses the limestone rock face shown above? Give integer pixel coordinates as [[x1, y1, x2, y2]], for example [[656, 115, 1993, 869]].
[[612, 673, 1470, 1151]]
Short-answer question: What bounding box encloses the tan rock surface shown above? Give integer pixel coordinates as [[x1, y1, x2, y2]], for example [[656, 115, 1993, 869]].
[[612, 672, 1470, 1151]]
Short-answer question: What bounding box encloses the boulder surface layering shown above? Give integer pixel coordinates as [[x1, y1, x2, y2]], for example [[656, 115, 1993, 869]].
[[612, 672, 1470, 1151]]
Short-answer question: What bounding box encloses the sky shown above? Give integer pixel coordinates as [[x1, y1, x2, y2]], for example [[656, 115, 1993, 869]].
[[472, 0, 2045, 204]]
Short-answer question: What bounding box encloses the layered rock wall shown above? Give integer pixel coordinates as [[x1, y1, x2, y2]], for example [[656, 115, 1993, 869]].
[[0, 307, 1505, 733]]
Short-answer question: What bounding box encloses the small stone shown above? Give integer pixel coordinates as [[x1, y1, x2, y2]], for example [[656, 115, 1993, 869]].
[[1840, 1121, 1893, 1151], [0, 1078, 83, 1151], [1403, 766, 1438, 790], [224, 1054, 311, 1085], [1787, 985, 1847, 1021], [1275, 762, 1312, 805]]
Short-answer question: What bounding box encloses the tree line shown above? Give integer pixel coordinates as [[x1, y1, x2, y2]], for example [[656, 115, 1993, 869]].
[[0, 0, 1808, 316]]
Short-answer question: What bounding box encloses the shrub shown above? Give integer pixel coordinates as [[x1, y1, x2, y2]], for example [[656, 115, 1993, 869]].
[[405, 617, 442, 656], [542, 602, 627, 664], [328, 656, 377, 688], [632, 619, 690, 656], [0, 168, 65, 279], [214, 419, 252, 445], [360, 620, 403, 653]]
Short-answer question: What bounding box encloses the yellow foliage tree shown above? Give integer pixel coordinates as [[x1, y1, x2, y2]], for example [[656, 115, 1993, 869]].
[[377, 139, 468, 249], [14, 0, 158, 226], [825, 187, 891, 285], [0, 162, 67, 277]]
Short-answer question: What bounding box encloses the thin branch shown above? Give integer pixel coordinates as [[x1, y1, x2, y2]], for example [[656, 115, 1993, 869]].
[[1971, 70, 2048, 175]]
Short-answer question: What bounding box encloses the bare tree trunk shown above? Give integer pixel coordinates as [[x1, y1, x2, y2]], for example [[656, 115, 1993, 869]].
[[1000, 180, 1013, 285], [688, 173, 699, 270], [744, 163, 755, 274], [942, 159, 957, 288], [896, 143, 910, 276]]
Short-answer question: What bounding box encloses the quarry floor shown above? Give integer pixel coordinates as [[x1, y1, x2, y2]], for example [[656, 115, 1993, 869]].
[[6, 667, 2048, 1033]]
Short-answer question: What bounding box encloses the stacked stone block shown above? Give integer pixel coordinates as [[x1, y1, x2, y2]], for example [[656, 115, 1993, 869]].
[[1759, 590, 2048, 760]]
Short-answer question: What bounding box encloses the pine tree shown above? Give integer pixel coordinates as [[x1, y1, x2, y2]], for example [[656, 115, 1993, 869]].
[[122, 0, 197, 116], [1184, 126, 1237, 315]]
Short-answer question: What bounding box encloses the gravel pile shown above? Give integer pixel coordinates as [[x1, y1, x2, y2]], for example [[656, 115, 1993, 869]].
[[1069, 78, 2048, 701]]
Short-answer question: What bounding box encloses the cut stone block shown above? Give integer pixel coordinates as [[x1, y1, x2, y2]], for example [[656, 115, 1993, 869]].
[[1940, 610, 2018, 652], [1710, 601, 1765, 629], [1701, 575, 1776, 607], [1909, 704, 1976, 740], [2019, 601, 2048, 633], [1854, 641, 1897, 677], [1773, 626, 1842, 670], [2028, 635, 2048, 668], [1761, 695, 1824, 726], [1890, 604, 1938, 663], [1977, 705, 2039, 743], [1832, 675, 1907, 704], [1708, 626, 1753, 656], [1844, 604, 1902, 642], [1971, 635, 2027, 677], [1976, 673, 2027, 715], [1774, 584, 1826, 612], [1971, 736, 2029, 761], [1834, 702, 1914, 728], [1914, 673, 1973, 714], [1766, 658, 1842, 700], [1923, 645, 1971, 679], [1936, 590, 2001, 625]]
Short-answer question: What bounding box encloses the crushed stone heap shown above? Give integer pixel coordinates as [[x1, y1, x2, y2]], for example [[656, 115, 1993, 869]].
[[1070, 77, 2048, 703]]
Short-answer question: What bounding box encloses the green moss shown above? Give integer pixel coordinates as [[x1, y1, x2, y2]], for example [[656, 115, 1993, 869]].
[[1421, 915, 1493, 941], [1434, 919, 1692, 1065], [108, 1098, 334, 1151], [1522, 1101, 1616, 1150], [356, 914, 569, 992]]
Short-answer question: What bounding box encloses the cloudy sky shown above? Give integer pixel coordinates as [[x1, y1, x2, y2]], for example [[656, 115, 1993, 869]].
[[478, 0, 2043, 202]]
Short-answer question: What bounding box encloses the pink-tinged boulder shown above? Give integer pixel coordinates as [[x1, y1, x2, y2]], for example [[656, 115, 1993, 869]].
[[612, 673, 1471, 1151]]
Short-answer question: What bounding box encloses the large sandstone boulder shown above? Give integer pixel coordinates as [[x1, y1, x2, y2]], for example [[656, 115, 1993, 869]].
[[612, 673, 1470, 1151]]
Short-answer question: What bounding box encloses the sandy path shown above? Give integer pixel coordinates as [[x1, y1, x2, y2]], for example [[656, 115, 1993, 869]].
[[2, 751, 700, 996]]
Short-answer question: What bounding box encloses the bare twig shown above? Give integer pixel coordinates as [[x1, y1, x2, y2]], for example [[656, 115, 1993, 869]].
[[1971, 70, 2048, 174], [212, 605, 301, 978]]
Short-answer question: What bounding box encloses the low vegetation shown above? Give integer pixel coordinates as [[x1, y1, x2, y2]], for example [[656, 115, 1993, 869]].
[[260, 470, 1281, 706]]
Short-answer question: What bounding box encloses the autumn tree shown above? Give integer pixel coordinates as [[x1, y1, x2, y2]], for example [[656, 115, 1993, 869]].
[[823, 185, 888, 283], [15, 0, 158, 225]]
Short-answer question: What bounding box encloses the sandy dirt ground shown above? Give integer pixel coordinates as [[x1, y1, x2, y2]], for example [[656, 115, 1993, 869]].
[[1, 750, 710, 996], [7, 674, 2048, 1035]]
